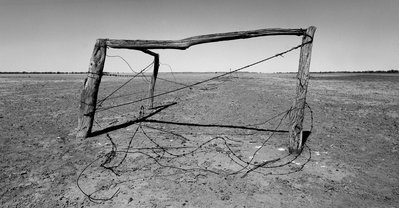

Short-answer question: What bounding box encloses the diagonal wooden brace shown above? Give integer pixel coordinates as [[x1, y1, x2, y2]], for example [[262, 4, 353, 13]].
[[141, 50, 159, 109]]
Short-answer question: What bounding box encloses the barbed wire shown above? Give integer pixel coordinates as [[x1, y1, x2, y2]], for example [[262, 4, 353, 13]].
[[97, 61, 154, 107], [77, 40, 314, 202], [77, 103, 314, 202], [96, 40, 311, 113], [160, 62, 177, 82], [105, 54, 151, 83]]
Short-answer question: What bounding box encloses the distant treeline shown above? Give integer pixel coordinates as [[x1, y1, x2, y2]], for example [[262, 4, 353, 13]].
[[0, 71, 257, 75], [0, 71, 87, 74], [1, 70, 397, 74], [276, 69, 398, 74], [313, 69, 398, 74]]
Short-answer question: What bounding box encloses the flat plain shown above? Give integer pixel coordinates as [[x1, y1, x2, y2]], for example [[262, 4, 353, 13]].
[[1, 72, 398, 207]]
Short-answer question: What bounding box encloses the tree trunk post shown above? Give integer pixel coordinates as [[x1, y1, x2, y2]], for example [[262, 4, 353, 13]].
[[288, 26, 316, 154], [149, 54, 159, 108], [77, 39, 107, 138], [142, 50, 159, 108]]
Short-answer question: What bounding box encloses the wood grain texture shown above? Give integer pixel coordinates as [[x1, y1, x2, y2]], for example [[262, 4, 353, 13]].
[[105, 28, 306, 50], [141, 50, 159, 108], [289, 26, 316, 154], [77, 27, 315, 142], [77, 39, 107, 138]]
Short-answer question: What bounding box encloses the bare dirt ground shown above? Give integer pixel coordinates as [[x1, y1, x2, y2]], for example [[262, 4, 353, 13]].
[[1, 72, 398, 207]]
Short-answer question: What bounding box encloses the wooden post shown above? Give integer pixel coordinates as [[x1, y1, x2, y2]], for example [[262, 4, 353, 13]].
[[288, 26, 316, 154], [77, 39, 107, 138], [149, 54, 159, 108], [142, 50, 159, 108]]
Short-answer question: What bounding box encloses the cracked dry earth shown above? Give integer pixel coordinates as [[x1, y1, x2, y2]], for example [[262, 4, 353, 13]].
[[1, 73, 398, 207]]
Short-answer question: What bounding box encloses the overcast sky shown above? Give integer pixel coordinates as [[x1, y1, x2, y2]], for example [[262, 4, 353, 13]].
[[0, 0, 398, 73]]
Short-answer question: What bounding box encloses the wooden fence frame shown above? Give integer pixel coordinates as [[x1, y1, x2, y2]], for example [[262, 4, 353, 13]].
[[77, 26, 316, 154]]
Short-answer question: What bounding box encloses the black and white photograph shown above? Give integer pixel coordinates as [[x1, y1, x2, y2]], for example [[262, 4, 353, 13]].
[[0, 0, 398, 207]]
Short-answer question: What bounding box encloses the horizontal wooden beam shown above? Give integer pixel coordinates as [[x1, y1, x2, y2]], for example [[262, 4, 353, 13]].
[[105, 28, 306, 50]]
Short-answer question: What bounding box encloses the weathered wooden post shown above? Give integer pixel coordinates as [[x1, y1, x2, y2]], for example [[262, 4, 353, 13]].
[[288, 26, 316, 154], [149, 54, 159, 108], [77, 28, 315, 142], [77, 39, 107, 138], [142, 50, 159, 108]]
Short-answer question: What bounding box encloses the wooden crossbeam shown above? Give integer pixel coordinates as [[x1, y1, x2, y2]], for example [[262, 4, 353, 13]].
[[105, 28, 305, 50]]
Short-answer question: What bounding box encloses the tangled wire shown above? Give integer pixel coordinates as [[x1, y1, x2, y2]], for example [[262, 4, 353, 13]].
[[77, 40, 315, 202], [77, 103, 313, 202]]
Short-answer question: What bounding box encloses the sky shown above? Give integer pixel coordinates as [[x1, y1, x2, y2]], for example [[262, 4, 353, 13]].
[[0, 0, 398, 73]]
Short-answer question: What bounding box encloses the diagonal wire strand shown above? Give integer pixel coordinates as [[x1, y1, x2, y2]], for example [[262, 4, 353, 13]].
[[97, 41, 310, 112], [106, 54, 151, 83], [97, 61, 154, 107]]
